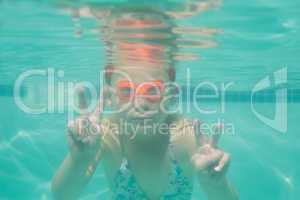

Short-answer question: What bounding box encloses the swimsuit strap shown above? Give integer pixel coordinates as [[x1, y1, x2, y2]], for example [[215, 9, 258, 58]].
[[113, 129, 193, 200], [167, 141, 178, 163]]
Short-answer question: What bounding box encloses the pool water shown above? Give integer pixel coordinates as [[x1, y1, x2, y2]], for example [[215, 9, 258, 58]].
[[0, 0, 299, 200]]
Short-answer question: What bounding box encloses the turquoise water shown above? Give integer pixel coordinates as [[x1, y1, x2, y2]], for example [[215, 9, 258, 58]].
[[1, 0, 300, 199]]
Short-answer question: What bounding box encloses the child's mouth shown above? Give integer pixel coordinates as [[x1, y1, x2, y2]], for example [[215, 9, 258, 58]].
[[131, 116, 153, 121], [128, 115, 156, 125]]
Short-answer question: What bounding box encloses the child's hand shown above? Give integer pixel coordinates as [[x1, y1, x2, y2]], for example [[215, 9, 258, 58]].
[[67, 87, 104, 162], [191, 124, 230, 183]]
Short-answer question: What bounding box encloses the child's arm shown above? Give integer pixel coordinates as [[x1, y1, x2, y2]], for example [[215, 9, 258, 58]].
[[198, 174, 239, 200], [51, 152, 101, 200], [51, 87, 105, 200], [191, 122, 239, 200]]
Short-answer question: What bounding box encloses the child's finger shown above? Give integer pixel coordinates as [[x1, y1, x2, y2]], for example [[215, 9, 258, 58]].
[[198, 131, 209, 146], [91, 87, 108, 121], [94, 87, 106, 116], [76, 86, 89, 115], [210, 133, 221, 148], [210, 123, 223, 147], [194, 120, 208, 146], [214, 153, 230, 172], [90, 99, 101, 123], [192, 149, 223, 170], [93, 99, 102, 117], [213, 123, 224, 134]]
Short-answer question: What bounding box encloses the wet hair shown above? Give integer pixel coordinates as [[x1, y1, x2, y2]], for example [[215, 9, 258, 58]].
[[102, 6, 178, 85]]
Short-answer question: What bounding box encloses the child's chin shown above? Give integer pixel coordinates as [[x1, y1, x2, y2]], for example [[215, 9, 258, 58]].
[[131, 116, 167, 125]]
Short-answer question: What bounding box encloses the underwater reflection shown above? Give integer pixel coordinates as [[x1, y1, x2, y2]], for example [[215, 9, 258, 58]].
[[60, 0, 223, 63]]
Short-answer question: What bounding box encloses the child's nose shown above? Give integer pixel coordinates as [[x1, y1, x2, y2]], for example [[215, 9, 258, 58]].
[[134, 95, 151, 111]]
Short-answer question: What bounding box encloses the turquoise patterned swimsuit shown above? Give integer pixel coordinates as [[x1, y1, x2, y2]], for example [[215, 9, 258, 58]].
[[111, 144, 193, 200]]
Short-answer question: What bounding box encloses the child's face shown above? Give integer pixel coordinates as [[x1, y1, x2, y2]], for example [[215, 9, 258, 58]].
[[109, 67, 171, 124]]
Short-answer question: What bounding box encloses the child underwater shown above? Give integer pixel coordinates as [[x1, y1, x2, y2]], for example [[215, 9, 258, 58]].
[[51, 3, 239, 200]]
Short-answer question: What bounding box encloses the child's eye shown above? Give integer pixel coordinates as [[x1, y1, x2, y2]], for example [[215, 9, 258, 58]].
[[147, 87, 160, 95]]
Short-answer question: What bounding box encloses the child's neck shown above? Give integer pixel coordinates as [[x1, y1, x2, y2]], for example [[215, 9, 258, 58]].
[[124, 121, 171, 160], [111, 114, 178, 160], [128, 131, 169, 158]]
